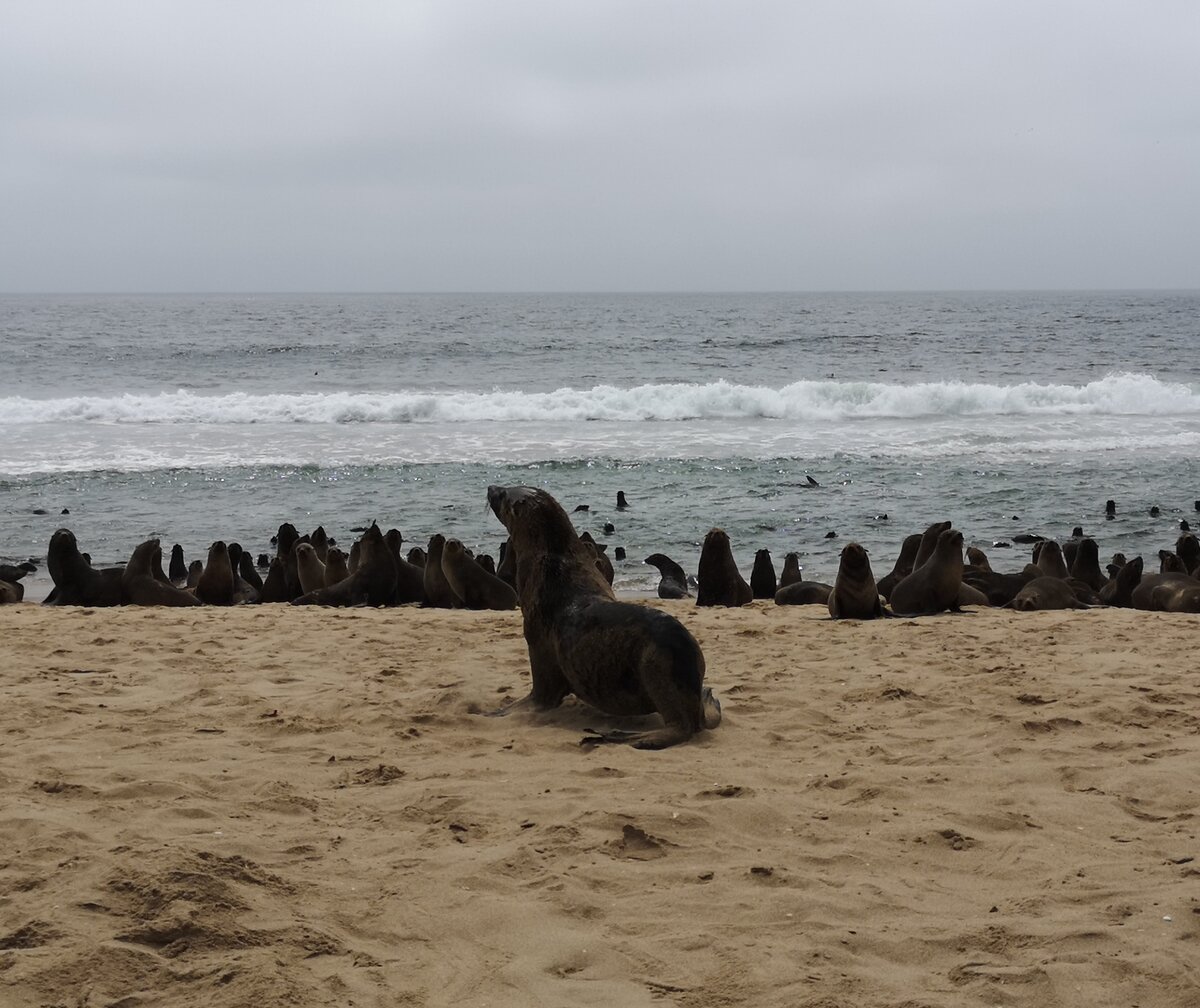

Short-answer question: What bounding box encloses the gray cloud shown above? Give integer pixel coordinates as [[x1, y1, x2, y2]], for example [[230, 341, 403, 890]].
[[3, 1, 1198, 291]]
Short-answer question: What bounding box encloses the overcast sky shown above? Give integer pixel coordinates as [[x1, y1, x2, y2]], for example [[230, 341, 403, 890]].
[[3, 1, 1198, 292]]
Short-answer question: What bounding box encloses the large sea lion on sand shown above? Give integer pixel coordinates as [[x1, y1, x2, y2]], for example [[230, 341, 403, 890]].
[[644, 553, 691, 599], [774, 580, 833, 606], [423, 534, 461, 608], [1006, 576, 1089, 611], [486, 485, 720, 750], [750, 549, 777, 599], [295, 543, 327, 595], [123, 540, 202, 606], [1068, 538, 1106, 591], [293, 524, 397, 607], [889, 528, 964, 616], [828, 542, 883, 619], [45, 529, 124, 607], [778, 552, 803, 588], [1035, 540, 1070, 580], [195, 541, 236, 605], [1099, 556, 1143, 607], [696, 528, 752, 608], [1131, 572, 1200, 612], [441, 538, 518, 610], [168, 544, 187, 584], [0, 579, 23, 603]]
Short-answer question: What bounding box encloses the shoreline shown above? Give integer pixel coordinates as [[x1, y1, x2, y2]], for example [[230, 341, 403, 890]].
[[1, 602, 1196, 1006]]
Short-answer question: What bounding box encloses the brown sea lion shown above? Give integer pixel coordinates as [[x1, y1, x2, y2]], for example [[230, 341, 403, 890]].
[[1175, 533, 1200, 573], [965, 546, 991, 572], [1006, 576, 1089, 612], [644, 553, 691, 600], [827, 542, 883, 619], [258, 556, 291, 603], [750, 548, 778, 599], [496, 539, 517, 589], [406, 546, 427, 568], [696, 528, 752, 608], [295, 542, 327, 595], [778, 551, 803, 588], [889, 528, 964, 616], [1068, 538, 1106, 591], [195, 541, 236, 605], [423, 534, 462, 608], [310, 525, 330, 564], [382, 529, 425, 604], [441, 538, 518, 610], [1035, 540, 1070, 580], [168, 544, 187, 584], [877, 533, 923, 602], [0, 579, 24, 603], [486, 484, 720, 749], [1158, 550, 1187, 574], [44, 529, 124, 607], [324, 547, 350, 587], [1099, 556, 1143, 607], [962, 567, 1037, 607], [1131, 572, 1200, 612], [123, 540, 202, 606], [579, 532, 614, 585], [293, 524, 397, 607], [774, 580, 833, 606], [913, 521, 952, 569], [238, 549, 264, 592]]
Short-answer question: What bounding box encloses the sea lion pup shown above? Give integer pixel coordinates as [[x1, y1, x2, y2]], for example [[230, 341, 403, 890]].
[[1035, 540, 1070, 580], [123, 540, 202, 607], [423, 534, 462, 608], [750, 548, 778, 599], [324, 547, 350, 587], [877, 533, 924, 602], [644, 553, 691, 600], [579, 532, 615, 585], [168, 544, 187, 584], [1068, 537, 1106, 591], [476, 553, 496, 575], [194, 541, 237, 605], [696, 528, 753, 607], [1006, 576, 1090, 612], [44, 529, 124, 607], [293, 524, 397, 606], [774, 580, 833, 606], [828, 542, 883, 619], [965, 546, 992, 572], [406, 546, 426, 569], [441, 538, 518, 610], [186, 559, 203, 589], [889, 528, 964, 616], [1099, 556, 1143, 607], [486, 485, 720, 749], [778, 551, 803, 588], [294, 542, 327, 595]]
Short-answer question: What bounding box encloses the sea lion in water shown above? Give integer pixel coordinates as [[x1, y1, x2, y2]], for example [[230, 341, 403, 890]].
[[749, 548, 778, 599], [644, 553, 691, 600], [195, 541, 236, 605], [877, 533, 923, 602], [1006, 576, 1089, 612], [696, 528, 752, 608], [123, 540, 202, 606], [778, 552, 803, 588], [889, 528, 964, 616], [827, 542, 883, 619], [293, 524, 397, 607], [441, 538, 518, 610], [44, 529, 124, 607], [295, 543, 327, 595], [423, 534, 462, 608], [486, 485, 720, 750]]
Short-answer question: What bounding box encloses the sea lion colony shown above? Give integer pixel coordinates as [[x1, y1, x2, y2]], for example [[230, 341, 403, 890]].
[[5, 489, 1200, 748]]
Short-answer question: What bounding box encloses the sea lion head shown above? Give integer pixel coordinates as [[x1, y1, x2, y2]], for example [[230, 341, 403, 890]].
[[839, 541, 871, 575]]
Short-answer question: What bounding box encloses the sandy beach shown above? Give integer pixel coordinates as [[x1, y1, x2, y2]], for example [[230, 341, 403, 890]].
[[0, 601, 1197, 1007]]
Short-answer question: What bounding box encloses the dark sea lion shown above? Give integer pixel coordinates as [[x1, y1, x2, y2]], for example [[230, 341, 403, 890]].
[[828, 542, 882, 619], [258, 557, 291, 603], [295, 542, 327, 595], [406, 546, 427, 569], [0, 562, 34, 583], [774, 581, 833, 606], [1068, 538, 1106, 591], [965, 546, 991, 572], [293, 524, 397, 607], [195, 541, 236, 605], [963, 567, 1037, 607], [44, 529, 124, 607], [382, 529, 425, 604], [579, 532, 615, 585], [423, 534, 462, 608], [441, 538, 518, 610], [324, 547, 350, 587], [238, 550, 264, 592], [1, 579, 24, 603], [1007, 576, 1089, 612], [476, 554, 496, 575], [310, 525, 330, 564], [914, 522, 953, 568], [749, 548, 778, 599], [889, 528, 964, 616], [877, 533, 924, 602], [347, 539, 361, 574], [123, 540, 202, 606], [1176, 533, 1200, 573], [496, 539, 517, 590], [778, 552, 803, 589], [616, 491, 630, 510], [186, 559, 203, 588], [1131, 572, 1200, 612], [1158, 550, 1187, 574], [1035, 540, 1070, 580], [168, 544, 187, 584], [696, 528, 752, 608], [486, 485, 720, 750], [1062, 539, 1079, 569], [1106, 499, 1117, 518], [644, 553, 691, 600], [1098, 556, 1143, 607]]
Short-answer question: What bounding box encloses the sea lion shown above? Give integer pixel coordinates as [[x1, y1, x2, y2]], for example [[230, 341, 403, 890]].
[[406, 546, 426, 568], [423, 534, 462, 608], [476, 554, 496, 575], [195, 541, 236, 605], [579, 532, 614, 585], [238, 550, 264, 592], [258, 557, 291, 603], [1158, 550, 1187, 574], [186, 559, 203, 589], [616, 491, 630, 510], [123, 540, 202, 606], [774, 581, 833, 606], [44, 529, 124, 607], [310, 525, 330, 564], [914, 522, 952, 568], [496, 539, 517, 590], [0, 562, 35, 583], [827, 542, 882, 619], [293, 524, 397, 607], [1131, 572, 1200, 612], [963, 567, 1036, 607], [1068, 538, 1106, 591], [295, 542, 327, 595], [441, 538, 518, 610], [0, 580, 22, 603], [324, 547, 350, 587], [168, 544, 187, 584], [485, 484, 720, 749], [1099, 556, 1143, 607], [889, 528, 964, 616], [749, 549, 778, 599], [877, 533, 924, 602], [1176, 533, 1200, 573], [778, 552, 803, 588], [696, 528, 752, 608], [1035, 540, 1070, 580], [965, 546, 991, 572], [383, 529, 425, 604], [1006, 576, 1089, 612], [644, 553, 691, 600]]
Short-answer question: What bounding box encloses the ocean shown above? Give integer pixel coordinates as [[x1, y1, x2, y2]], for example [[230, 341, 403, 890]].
[[2, 291, 1198, 601]]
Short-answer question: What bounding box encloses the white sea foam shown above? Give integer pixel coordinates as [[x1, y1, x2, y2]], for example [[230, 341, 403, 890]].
[[0, 373, 1196, 425]]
